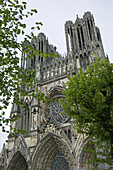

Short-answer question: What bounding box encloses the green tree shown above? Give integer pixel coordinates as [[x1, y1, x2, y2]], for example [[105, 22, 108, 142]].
[[61, 58, 113, 166], [0, 0, 43, 134]]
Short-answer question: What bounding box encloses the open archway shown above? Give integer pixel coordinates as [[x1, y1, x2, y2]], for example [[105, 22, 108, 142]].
[[7, 151, 28, 170]]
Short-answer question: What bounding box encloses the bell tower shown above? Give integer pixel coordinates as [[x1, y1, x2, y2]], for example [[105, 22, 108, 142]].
[[65, 11, 105, 69]]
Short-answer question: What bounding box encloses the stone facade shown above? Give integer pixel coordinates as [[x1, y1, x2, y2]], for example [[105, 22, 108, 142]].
[[0, 12, 106, 170]]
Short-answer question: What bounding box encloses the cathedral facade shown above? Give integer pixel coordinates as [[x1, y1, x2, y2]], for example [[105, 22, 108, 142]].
[[0, 12, 106, 170]]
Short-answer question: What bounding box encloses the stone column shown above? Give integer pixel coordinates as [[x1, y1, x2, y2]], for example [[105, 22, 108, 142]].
[[82, 24, 87, 47], [73, 28, 77, 53], [92, 19, 98, 41], [89, 19, 94, 40], [65, 30, 70, 55], [85, 20, 90, 42], [70, 27, 74, 53]]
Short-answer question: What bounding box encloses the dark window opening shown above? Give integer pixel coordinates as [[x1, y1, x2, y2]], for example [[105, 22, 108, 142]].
[[97, 30, 100, 41], [77, 28, 82, 50], [91, 19, 93, 28], [68, 129, 71, 141], [80, 54, 83, 67], [80, 27, 85, 48], [41, 41, 43, 52], [39, 41, 40, 61], [41, 41, 43, 62], [28, 110, 29, 133], [39, 41, 43, 63], [41, 56, 43, 62], [34, 56, 36, 68], [87, 19, 92, 40], [34, 108, 36, 113], [26, 103, 29, 133], [65, 130, 67, 135], [70, 27, 73, 36]]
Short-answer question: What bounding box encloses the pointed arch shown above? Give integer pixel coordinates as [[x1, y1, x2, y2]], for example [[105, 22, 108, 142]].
[[65, 20, 74, 55], [7, 136, 30, 170], [32, 132, 73, 170], [46, 85, 65, 99], [7, 151, 28, 170], [74, 134, 95, 169], [78, 140, 95, 169]]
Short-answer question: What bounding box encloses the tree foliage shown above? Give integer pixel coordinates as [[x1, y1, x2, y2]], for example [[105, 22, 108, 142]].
[[61, 58, 113, 166], [0, 0, 42, 133]]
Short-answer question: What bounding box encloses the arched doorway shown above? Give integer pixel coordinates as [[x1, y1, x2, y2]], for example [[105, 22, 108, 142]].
[[78, 142, 95, 169], [7, 151, 28, 170], [32, 132, 73, 170]]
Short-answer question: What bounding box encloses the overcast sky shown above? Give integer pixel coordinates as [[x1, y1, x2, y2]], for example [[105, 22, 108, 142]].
[[0, 0, 113, 151], [25, 0, 113, 61]]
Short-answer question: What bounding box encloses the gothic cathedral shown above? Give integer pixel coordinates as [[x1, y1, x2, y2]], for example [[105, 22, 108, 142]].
[[0, 12, 106, 170]]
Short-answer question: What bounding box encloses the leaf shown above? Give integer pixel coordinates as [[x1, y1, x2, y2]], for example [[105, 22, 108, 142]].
[[0, 0, 44, 137], [31, 27, 35, 30], [31, 9, 37, 13], [61, 58, 113, 165]]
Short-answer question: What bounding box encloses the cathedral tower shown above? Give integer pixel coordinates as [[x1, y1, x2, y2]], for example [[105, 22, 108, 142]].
[[0, 12, 106, 170]]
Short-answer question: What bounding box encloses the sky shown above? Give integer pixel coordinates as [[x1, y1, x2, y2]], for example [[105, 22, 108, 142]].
[[25, 0, 113, 61], [0, 0, 113, 151]]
